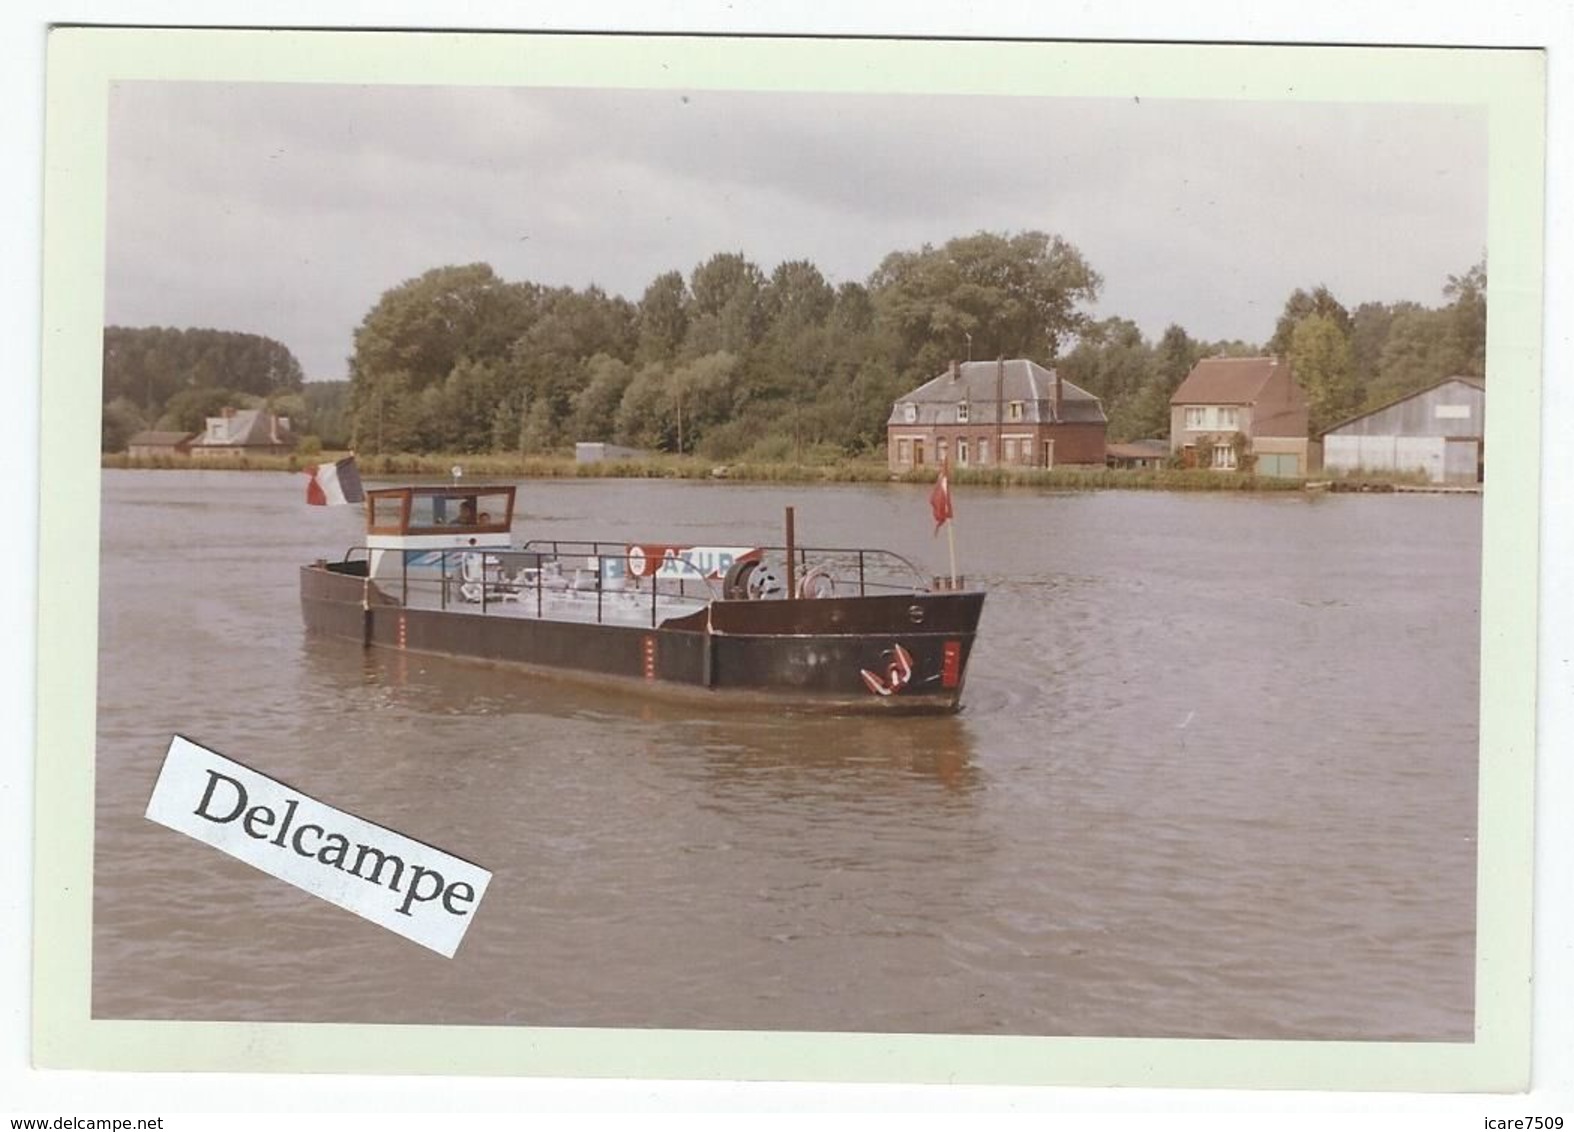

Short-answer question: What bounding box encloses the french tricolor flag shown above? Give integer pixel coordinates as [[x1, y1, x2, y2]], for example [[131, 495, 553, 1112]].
[[305, 456, 365, 506]]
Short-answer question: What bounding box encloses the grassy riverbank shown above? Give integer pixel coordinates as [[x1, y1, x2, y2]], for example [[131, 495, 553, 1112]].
[[102, 450, 1438, 492]]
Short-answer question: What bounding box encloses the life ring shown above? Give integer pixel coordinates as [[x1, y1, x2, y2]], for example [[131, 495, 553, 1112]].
[[797, 566, 836, 600], [723, 558, 785, 600], [747, 564, 786, 600], [722, 558, 758, 600]]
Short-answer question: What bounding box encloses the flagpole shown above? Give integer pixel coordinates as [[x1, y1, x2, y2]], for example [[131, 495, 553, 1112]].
[[945, 516, 958, 589]]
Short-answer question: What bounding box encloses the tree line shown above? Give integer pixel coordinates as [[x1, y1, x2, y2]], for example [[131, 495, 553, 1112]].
[[101, 235, 1487, 456], [344, 232, 1102, 462], [100, 327, 313, 452], [1060, 263, 1486, 439]]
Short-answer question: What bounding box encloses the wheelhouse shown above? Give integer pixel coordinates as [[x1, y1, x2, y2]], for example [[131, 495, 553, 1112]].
[[365, 485, 517, 536], [361, 485, 517, 581]]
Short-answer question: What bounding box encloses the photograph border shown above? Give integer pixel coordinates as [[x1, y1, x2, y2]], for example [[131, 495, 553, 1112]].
[[35, 27, 1545, 1089]]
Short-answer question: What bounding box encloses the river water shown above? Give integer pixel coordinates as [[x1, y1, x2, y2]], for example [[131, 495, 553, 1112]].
[[92, 470, 1480, 1040]]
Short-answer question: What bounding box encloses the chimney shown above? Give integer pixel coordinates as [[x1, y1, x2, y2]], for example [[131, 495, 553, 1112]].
[[949, 359, 960, 383], [1054, 369, 1064, 421], [222, 406, 235, 419]]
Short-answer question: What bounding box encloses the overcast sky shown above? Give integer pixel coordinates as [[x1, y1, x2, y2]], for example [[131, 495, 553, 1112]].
[[105, 81, 1487, 380]]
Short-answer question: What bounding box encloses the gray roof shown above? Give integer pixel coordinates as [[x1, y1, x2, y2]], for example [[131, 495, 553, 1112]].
[[1319, 376, 1486, 436], [192, 409, 293, 448], [127, 431, 195, 447], [889, 360, 1107, 426]]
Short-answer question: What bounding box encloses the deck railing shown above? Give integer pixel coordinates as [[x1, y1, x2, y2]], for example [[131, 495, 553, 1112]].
[[335, 542, 934, 628]]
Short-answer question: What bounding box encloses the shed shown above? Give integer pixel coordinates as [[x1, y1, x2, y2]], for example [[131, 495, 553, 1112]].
[[575, 442, 648, 464], [1320, 377, 1484, 484], [1105, 439, 1170, 469], [126, 431, 196, 458]]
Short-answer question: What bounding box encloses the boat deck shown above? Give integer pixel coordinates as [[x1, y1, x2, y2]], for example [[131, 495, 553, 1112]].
[[397, 575, 709, 629]]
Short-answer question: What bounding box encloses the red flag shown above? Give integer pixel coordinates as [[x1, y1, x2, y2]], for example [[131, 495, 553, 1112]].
[[930, 461, 953, 534]]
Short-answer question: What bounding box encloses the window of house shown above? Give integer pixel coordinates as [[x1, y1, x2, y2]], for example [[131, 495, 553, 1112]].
[[1184, 406, 1207, 430], [897, 438, 911, 464], [957, 401, 970, 423], [902, 403, 917, 423], [1217, 407, 1239, 430], [957, 439, 969, 465], [937, 438, 949, 466], [1007, 401, 1024, 422], [977, 438, 989, 465], [1212, 443, 1237, 470]]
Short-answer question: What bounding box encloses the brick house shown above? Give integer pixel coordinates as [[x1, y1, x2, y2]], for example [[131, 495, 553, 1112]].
[[1169, 356, 1316, 476], [887, 359, 1107, 472]]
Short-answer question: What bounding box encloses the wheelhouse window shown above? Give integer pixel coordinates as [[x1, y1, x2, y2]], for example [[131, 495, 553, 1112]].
[[410, 490, 514, 531], [366, 487, 516, 534], [369, 492, 408, 532]]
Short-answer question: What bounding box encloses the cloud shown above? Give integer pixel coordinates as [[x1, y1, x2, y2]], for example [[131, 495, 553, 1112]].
[[105, 81, 1486, 377]]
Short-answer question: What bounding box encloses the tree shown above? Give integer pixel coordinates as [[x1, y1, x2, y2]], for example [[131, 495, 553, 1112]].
[[102, 398, 146, 453], [869, 230, 1101, 386], [1121, 323, 1204, 440], [102, 326, 305, 422], [1057, 318, 1154, 441], [636, 271, 690, 364], [686, 253, 766, 356], [1290, 314, 1358, 433], [1368, 307, 1450, 407], [566, 354, 636, 442], [761, 260, 835, 331], [614, 363, 677, 450], [302, 381, 353, 448], [157, 386, 241, 433], [1440, 259, 1487, 377], [349, 263, 543, 450], [1267, 285, 1353, 357]]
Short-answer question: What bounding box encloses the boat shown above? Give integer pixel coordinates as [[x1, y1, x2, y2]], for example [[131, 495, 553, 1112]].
[[299, 482, 985, 713]]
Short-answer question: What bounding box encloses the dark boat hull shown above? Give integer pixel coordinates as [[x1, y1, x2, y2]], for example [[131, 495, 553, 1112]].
[[301, 563, 983, 713]]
